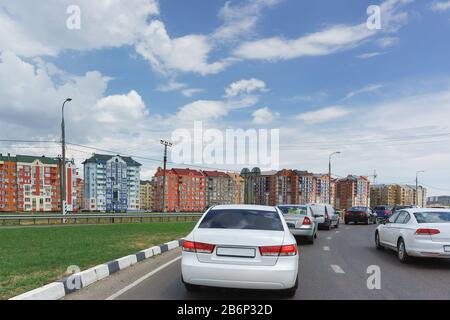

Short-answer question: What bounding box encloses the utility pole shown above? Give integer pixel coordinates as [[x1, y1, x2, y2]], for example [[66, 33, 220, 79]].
[[328, 152, 341, 206], [61, 98, 72, 215], [160, 140, 172, 213], [416, 170, 425, 207]]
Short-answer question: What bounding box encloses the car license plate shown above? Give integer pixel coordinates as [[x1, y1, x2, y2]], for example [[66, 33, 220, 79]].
[[216, 247, 256, 258], [444, 246, 450, 252]]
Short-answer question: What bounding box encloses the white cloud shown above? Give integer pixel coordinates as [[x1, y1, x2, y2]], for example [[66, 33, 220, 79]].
[[252, 107, 279, 124], [344, 84, 383, 100], [213, 0, 282, 42], [0, 0, 159, 57], [156, 80, 187, 92], [376, 37, 399, 48], [136, 20, 232, 76], [296, 106, 352, 124], [225, 78, 267, 98], [176, 100, 228, 122], [431, 1, 450, 11], [181, 88, 205, 97], [357, 52, 384, 59], [233, 0, 410, 61]]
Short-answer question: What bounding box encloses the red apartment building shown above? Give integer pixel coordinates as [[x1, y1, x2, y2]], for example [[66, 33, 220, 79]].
[[0, 154, 76, 212], [335, 175, 370, 210], [153, 168, 207, 212]]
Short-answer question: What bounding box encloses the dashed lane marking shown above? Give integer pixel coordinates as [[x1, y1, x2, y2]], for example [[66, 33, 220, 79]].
[[331, 265, 345, 274], [323, 246, 330, 251]]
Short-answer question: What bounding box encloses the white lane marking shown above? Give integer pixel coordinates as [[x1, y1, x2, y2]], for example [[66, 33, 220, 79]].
[[105, 256, 181, 300], [335, 231, 341, 234], [326, 237, 332, 240], [331, 265, 345, 274], [345, 227, 350, 230], [323, 246, 330, 251]]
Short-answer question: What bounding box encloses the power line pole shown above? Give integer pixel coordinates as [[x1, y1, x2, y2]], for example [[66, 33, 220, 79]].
[[329, 151, 341, 206], [160, 140, 172, 213], [416, 170, 425, 207], [61, 98, 72, 215]]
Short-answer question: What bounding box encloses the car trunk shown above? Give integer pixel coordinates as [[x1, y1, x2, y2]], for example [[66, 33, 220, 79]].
[[427, 224, 450, 242], [193, 228, 286, 266], [283, 214, 306, 228]]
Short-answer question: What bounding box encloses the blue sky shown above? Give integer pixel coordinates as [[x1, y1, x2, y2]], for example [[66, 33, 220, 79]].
[[1, 0, 450, 196]]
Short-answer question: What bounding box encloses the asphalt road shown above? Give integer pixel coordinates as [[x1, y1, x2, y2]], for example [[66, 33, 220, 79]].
[[66, 223, 450, 300]]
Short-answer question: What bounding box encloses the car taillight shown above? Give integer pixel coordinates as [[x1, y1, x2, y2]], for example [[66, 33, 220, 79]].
[[182, 240, 215, 254], [259, 244, 298, 256], [415, 228, 440, 235], [303, 217, 312, 225], [384, 210, 391, 215]]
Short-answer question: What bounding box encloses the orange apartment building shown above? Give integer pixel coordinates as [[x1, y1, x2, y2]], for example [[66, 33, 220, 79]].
[[153, 168, 207, 212], [0, 153, 76, 212], [335, 175, 370, 210]]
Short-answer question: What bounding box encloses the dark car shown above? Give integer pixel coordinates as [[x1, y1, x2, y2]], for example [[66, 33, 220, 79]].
[[391, 205, 415, 214], [344, 206, 377, 225], [373, 205, 393, 219]]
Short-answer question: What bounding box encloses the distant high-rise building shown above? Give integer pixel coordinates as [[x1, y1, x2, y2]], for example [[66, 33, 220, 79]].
[[83, 154, 141, 212], [153, 168, 207, 212], [428, 195, 450, 207], [76, 177, 84, 211], [335, 175, 370, 210], [140, 180, 153, 211], [228, 173, 245, 204], [0, 153, 76, 212], [203, 171, 234, 206]]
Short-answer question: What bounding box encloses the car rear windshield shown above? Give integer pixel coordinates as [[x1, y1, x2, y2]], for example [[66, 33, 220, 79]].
[[414, 212, 450, 224], [348, 207, 368, 212], [199, 209, 284, 231], [278, 206, 307, 215], [374, 206, 391, 210]]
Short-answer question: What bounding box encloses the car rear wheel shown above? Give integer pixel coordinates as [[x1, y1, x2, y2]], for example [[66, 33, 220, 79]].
[[375, 231, 384, 250], [397, 239, 412, 264]]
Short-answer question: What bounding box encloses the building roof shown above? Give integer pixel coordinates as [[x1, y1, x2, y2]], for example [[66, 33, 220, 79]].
[[82, 154, 141, 166], [202, 170, 230, 178], [172, 168, 204, 177], [0, 153, 60, 164]]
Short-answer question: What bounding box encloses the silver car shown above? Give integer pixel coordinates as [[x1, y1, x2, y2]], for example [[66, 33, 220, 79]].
[[277, 205, 318, 244]]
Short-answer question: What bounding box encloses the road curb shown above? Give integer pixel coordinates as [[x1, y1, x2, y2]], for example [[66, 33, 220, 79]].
[[9, 239, 184, 300]]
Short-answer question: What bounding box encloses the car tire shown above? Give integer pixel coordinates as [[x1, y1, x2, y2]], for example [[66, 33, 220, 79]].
[[184, 282, 201, 292], [307, 235, 314, 244], [397, 238, 412, 264], [280, 276, 298, 298], [375, 231, 384, 250]]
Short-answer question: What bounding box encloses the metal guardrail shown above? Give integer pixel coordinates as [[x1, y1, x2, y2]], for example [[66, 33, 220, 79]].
[[0, 213, 203, 226]]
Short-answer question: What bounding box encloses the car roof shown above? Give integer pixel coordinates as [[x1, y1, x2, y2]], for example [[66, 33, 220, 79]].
[[404, 208, 450, 213], [210, 204, 277, 212]]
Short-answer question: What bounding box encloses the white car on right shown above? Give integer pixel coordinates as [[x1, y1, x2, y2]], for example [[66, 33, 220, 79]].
[[375, 208, 450, 263]]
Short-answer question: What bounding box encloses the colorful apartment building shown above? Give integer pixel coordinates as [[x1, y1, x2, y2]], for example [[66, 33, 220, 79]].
[[83, 154, 141, 212], [370, 184, 426, 207], [335, 175, 370, 210], [0, 153, 76, 212], [241, 168, 337, 206], [203, 171, 234, 206], [76, 177, 84, 211], [140, 180, 153, 211], [153, 168, 207, 212], [228, 173, 245, 204]]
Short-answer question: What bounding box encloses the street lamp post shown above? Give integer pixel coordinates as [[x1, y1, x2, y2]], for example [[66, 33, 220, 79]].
[[416, 170, 425, 207], [61, 98, 72, 215], [160, 140, 172, 213], [329, 151, 341, 206]]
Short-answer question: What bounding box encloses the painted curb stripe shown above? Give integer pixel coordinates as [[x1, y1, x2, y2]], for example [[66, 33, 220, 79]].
[[136, 251, 146, 262], [107, 260, 120, 274], [160, 244, 169, 253]]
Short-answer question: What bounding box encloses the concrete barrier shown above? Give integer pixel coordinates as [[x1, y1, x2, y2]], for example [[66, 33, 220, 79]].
[[166, 240, 179, 250], [10, 282, 65, 300]]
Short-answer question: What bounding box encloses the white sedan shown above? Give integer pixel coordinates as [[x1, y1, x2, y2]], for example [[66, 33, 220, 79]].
[[181, 205, 299, 296], [375, 208, 450, 263]]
